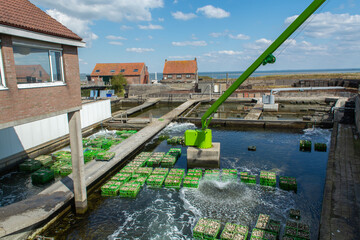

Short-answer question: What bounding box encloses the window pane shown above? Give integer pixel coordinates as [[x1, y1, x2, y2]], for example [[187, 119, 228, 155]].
[[50, 51, 63, 82], [13, 46, 51, 84]]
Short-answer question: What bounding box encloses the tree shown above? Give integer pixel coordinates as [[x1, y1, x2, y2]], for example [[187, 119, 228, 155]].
[[111, 74, 127, 96]]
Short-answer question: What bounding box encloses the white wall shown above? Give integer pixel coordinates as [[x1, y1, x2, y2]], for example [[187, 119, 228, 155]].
[[0, 100, 111, 160]]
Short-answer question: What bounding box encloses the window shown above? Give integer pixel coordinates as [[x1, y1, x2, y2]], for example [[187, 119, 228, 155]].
[[168, 75, 173, 79], [95, 70, 100, 72], [0, 42, 6, 88], [110, 70, 115, 73], [177, 74, 182, 79], [13, 45, 64, 84], [120, 69, 125, 72], [133, 69, 138, 72], [186, 74, 191, 78]]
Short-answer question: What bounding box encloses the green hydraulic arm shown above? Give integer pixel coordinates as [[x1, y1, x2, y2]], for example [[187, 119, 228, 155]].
[[185, 0, 326, 149]]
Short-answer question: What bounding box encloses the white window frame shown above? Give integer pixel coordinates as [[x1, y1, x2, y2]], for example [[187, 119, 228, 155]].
[[13, 39, 66, 89], [177, 74, 182, 79], [186, 74, 191, 78], [0, 40, 7, 90], [168, 74, 173, 79]]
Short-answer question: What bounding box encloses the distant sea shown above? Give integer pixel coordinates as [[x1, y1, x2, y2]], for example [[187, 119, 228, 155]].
[[149, 68, 360, 81]]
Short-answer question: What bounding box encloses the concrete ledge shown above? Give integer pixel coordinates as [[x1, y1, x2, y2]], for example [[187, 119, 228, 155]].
[[187, 142, 220, 169]]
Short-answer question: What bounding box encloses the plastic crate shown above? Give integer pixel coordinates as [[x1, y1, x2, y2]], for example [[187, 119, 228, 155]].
[[152, 168, 169, 176], [19, 159, 42, 172], [119, 182, 141, 198], [135, 167, 153, 177], [146, 175, 165, 188], [35, 155, 53, 167], [279, 176, 297, 191], [250, 228, 266, 239], [289, 209, 301, 220], [60, 165, 72, 176], [161, 155, 177, 167], [260, 171, 276, 187], [255, 214, 270, 230], [164, 175, 182, 189], [314, 143, 327, 152], [299, 140, 311, 151], [31, 169, 54, 184], [96, 151, 115, 161]]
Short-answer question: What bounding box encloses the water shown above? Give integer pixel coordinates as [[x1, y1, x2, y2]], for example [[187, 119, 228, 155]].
[[43, 123, 331, 239], [187, 102, 255, 119], [149, 68, 360, 81]]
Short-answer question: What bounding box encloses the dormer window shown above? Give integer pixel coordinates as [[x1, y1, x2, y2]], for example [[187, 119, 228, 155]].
[[95, 70, 100, 72], [133, 69, 138, 72], [120, 69, 125, 72], [110, 70, 115, 73]]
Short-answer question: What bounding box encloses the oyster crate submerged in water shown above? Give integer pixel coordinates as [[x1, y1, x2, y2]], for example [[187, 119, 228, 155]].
[[31, 169, 54, 184], [220, 222, 249, 240], [284, 220, 310, 240], [146, 175, 166, 188], [193, 218, 221, 240], [119, 182, 141, 198], [240, 172, 256, 184], [314, 143, 327, 152], [279, 176, 297, 191], [299, 140, 311, 152], [19, 159, 42, 172], [260, 171, 276, 187]]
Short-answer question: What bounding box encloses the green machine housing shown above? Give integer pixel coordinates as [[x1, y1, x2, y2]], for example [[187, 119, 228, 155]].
[[184, 0, 326, 149]]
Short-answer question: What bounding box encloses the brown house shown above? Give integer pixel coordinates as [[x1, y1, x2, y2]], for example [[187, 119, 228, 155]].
[[162, 58, 198, 83], [90, 62, 149, 85], [0, 0, 85, 129]]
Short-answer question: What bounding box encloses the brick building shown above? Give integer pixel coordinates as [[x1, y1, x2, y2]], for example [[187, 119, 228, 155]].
[[162, 58, 198, 83], [90, 62, 149, 85], [0, 0, 85, 129]]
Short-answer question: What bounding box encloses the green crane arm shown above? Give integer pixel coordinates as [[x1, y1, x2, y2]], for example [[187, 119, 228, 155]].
[[201, 0, 326, 130]]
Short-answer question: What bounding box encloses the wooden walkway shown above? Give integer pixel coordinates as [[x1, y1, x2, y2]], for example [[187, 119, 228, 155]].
[[319, 123, 360, 239], [244, 103, 263, 120], [112, 98, 160, 118]]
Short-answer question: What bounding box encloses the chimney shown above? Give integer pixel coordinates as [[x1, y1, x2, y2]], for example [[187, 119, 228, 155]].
[[165, 59, 167, 62]]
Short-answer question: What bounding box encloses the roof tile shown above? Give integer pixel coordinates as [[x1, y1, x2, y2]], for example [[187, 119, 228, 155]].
[[163, 59, 197, 74], [0, 0, 82, 41], [90, 63, 146, 76]]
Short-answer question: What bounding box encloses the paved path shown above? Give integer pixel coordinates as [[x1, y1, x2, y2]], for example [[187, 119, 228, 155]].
[[319, 123, 360, 239], [0, 99, 198, 239], [244, 103, 263, 120]]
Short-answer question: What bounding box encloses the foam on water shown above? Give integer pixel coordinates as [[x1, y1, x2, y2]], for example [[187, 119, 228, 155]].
[[162, 122, 196, 134], [302, 127, 332, 144]]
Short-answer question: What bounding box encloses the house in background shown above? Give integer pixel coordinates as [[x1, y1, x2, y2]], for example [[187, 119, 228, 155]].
[[162, 58, 198, 83], [90, 62, 149, 85]]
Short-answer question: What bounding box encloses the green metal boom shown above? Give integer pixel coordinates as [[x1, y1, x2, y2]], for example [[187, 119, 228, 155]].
[[201, 0, 326, 130]]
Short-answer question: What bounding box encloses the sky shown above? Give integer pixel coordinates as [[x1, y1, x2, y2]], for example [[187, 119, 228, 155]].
[[30, 0, 360, 74]]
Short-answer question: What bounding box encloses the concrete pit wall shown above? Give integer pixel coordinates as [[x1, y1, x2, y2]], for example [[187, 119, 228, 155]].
[[127, 84, 173, 97], [356, 94, 360, 134], [0, 100, 111, 172]]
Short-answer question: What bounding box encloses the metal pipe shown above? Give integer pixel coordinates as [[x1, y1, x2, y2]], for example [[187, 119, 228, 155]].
[[270, 86, 345, 95]]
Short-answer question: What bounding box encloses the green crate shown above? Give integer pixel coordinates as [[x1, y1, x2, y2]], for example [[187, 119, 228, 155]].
[[314, 143, 327, 152], [255, 214, 270, 230], [146, 175, 165, 188], [279, 176, 297, 191], [169, 168, 185, 177], [289, 209, 301, 220], [193, 218, 220, 240], [83, 150, 99, 163], [31, 169, 54, 184], [164, 175, 182, 189], [116, 130, 128, 136], [19, 159, 42, 172], [260, 171, 276, 187], [299, 140, 312, 151], [152, 168, 169, 176], [250, 228, 266, 239], [161, 155, 177, 167], [52, 151, 72, 161], [119, 182, 141, 198], [96, 151, 115, 161], [147, 158, 161, 167], [130, 176, 147, 186], [60, 165, 72, 176], [35, 155, 53, 167], [183, 179, 199, 188], [167, 148, 181, 159], [102, 184, 120, 196]]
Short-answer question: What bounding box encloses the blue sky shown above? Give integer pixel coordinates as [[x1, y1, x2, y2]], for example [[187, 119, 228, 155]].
[[31, 0, 360, 74]]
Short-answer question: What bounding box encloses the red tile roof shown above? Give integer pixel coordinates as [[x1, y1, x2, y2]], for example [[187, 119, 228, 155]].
[[163, 59, 197, 74], [0, 0, 82, 41], [90, 63, 146, 76]]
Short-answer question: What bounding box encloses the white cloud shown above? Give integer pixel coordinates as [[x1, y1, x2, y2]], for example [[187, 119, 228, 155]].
[[121, 25, 133, 30], [168, 55, 196, 59], [172, 41, 207, 47], [245, 38, 273, 50], [218, 50, 242, 55], [79, 58, 88, 65], [109, 41, 123, 46], [138, 24, 163, 30], [46, 9, 98, 46], [196, 5, 230, 19], [34, 0, 164, 22], [229, 34, 250, 40], [285, 12, 360, 41], [191, 34, 197, 40], [148, 35, 153, 39], [172, 11, 197, 21], [209, 32, 224, 38], [126, 48, 155, 53], [173, 0, 178, 3], [106, 35, 127, 40], [158, 17, 164, 22]]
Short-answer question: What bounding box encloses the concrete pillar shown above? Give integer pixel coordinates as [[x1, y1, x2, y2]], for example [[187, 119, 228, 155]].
[[68, 110, 88, 214]]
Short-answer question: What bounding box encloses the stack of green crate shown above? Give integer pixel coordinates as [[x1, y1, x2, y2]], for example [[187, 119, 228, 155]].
[[161, 155, 177, 167], [183, 175, 200, 188], [60, 165, 72, 176], [254, 214, 281, 239], [119, 182, 141, 198], [284, 220, 310, 240], [116, 130, 128, 136], [129, 175, 148, 186], [260, 171, 276, 187], [204, 169, 220, 181], [240, 171, 257, 184], [82, 138, 91, 147], [52, 151, 71, 161], [314, 143, 327, 152], [166, 136, 184, 145], [88, 137, 104, 149], [31, 169, 55, 184], [187, 169, 203, 179], [96, 151, 115, 161], [164, 168, 185, 189], [100, 138, 114, 150], [167, 148, 181, 159], [135, 167, 153, 177], [120, 166, 138, 175], [147, 152, 166, 167], [158, 134, 170, 141], [146, 175, 166, 188], [101, 181, 117, 196], [193, 218, 221, 240], [152, 167, 169, 176], [250, 228, 268, 240], [83, 149, 99, 163], [299, 140, 311, 152], [222, 169, 238, 182], [220, 222, 249, 240], [19, 159, 42, 172], [279, 176, 297, 191], [111, 172, 132, 183], [35, 155, 53, 167]]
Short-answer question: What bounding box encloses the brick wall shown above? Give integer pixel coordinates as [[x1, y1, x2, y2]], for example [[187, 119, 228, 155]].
[[0, 34, 81, 126]]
